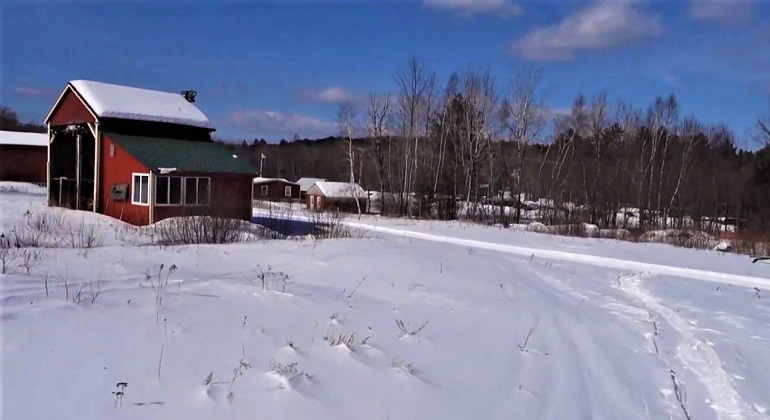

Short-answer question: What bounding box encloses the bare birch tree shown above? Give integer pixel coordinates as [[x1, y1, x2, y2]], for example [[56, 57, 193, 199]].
[[337, 101, 362, 218], [500, 66, 545, 223], [665, 116, 700, 226], [454, 71, 498, 219]]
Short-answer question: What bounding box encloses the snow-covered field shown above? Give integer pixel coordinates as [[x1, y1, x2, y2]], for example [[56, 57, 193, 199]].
[[3, 183, 770, 419]]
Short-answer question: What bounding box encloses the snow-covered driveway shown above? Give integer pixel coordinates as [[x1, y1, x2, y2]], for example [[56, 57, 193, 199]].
[[344, 218, 770, 419]]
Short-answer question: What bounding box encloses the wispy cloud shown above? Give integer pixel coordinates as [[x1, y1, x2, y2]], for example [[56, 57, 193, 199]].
[[658, 70, 682, 88], [510, 2, 664, 61], [228, 110, 336, 138], [544, 107, 572, 121], [689, 0, 754, 25], [423, 0, 523, 17], [300, 86, 361, 104], [14, 86, 56, 97]]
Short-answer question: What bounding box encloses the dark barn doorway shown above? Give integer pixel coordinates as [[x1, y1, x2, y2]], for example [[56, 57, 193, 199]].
[[49, 125, 96, 211]]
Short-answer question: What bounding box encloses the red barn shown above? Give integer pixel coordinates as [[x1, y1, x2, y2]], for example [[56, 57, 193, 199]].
[[252, 177, 301, 202], [0, 130, 48, 184], [43, 79, 259, 226]]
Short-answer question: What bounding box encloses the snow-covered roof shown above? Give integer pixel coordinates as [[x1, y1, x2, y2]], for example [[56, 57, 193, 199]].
[[308, 181, 367, 198], [253, 176, 298, 186], [0, 130, 48, 147], [66, 80, 214, 130], [296, 177, 327, 192]]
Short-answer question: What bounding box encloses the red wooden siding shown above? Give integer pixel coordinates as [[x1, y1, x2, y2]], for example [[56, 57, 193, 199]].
[[0, 145, 47, 183], [48, 88, 96, 126], [100, 134, 150, 225], [253, 180, 301, 202], [153, 172, 253, 223]]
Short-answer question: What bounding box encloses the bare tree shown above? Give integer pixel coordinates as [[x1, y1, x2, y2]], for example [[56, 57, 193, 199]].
[[395, 57, 437, 215], [665, 116, 700, 226], [365, 93, 393, 214], [541, 94, 587, 222], [755, 97, 770, 148], [337, 101, 362, 218], [645, 95, 679, 228], [582, 92, 610, 224], [500, 66, 545, 223], [454, 71, 498, 219]]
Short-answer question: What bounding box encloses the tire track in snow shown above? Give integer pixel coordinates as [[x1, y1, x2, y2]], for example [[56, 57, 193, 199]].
[[347, 222, 770, 291], [616, 273, 750, 420]]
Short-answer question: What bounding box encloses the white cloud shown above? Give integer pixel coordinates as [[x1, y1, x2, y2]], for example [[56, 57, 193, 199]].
[[229, 110, 336, 138], [424, 0, 523, 17], [300, 86, 360, 104], [14, 86, 55, 97], [689, 0, 754, 24], [510, 2, 665, 61]]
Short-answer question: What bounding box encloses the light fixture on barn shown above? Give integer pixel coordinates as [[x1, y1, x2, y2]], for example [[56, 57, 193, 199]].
[[181, 90, 197, 103]]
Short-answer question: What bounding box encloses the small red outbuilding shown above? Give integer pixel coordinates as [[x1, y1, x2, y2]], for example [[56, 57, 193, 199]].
[[0, 130, 48, 184], [43, 79, 259, 226]]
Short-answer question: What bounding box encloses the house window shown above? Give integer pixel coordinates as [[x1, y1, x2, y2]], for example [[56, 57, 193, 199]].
[[155, 176, 183, 205], [132, 173, 149, 205], [109, 144, 115, 158], [261, 185, 268, 196], [184, 177, 210, 205], [284, 186, 292, 197]]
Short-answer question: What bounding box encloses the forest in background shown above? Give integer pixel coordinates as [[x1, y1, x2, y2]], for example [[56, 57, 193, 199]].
[[221, 59, 770, 235], [4, 59, 770, 236]]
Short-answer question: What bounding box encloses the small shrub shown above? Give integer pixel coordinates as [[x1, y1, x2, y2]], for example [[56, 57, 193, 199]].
[[396, 319, 428, 338], [324, 328, 370, 348], [255, 265, 290, 292], [303, 209, 360, 239], [64, 218, 103, 248], [154, 216, 259, 245]]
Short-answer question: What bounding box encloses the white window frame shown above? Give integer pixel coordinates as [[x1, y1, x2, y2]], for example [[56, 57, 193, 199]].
[[183, 176, 211, 206], [261, 185, 268, 197], [284, 185, 292, 197], [131, 173, 150, 206], [154, 176, 184, 207]]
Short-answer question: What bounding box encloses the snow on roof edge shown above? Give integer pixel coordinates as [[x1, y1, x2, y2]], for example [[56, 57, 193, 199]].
[[253, 176, 298, 185], [310, 181, 367, 198], [0, 130, 48, 147], [68, 79, 215, 130]]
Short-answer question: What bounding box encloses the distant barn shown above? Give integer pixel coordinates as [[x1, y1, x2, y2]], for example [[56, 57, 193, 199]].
[[0, 130, 48, 184], [296, 177, 327, 199], [43, 79, 259, 226], [306, 181, 367, 213], [252, 176, 301, 202]]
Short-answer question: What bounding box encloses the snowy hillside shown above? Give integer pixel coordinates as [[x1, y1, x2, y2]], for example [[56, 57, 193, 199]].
[[2, 182, 770, 419]]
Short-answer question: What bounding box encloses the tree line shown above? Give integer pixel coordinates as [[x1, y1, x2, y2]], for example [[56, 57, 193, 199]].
[[226, 58, 770, 235], [4, 57, 769, 235]]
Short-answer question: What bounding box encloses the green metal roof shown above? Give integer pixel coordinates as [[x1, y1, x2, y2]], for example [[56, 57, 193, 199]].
[[105, 132, 259, 175]]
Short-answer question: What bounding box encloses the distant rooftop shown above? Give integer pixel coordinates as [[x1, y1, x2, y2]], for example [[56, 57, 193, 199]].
[[0, 130, 48, 147], [67, 80, 214, 130], [253, 176, 298, 185], [296, 177, 328, 192]]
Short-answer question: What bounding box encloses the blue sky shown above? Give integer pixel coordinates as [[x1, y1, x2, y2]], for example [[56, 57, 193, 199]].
[[3, 0, 769, 147]]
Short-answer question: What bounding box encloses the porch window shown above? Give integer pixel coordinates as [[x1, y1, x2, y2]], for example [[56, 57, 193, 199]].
[[261, 185, 268, 196], [155, 176, 183, 205], [132, 173, 149, 205], [184, 177, 210, 205], [284, 186, 292, 197]]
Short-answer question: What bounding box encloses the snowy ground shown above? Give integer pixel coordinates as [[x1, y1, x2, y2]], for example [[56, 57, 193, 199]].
[[3, 184, 770, 419]]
